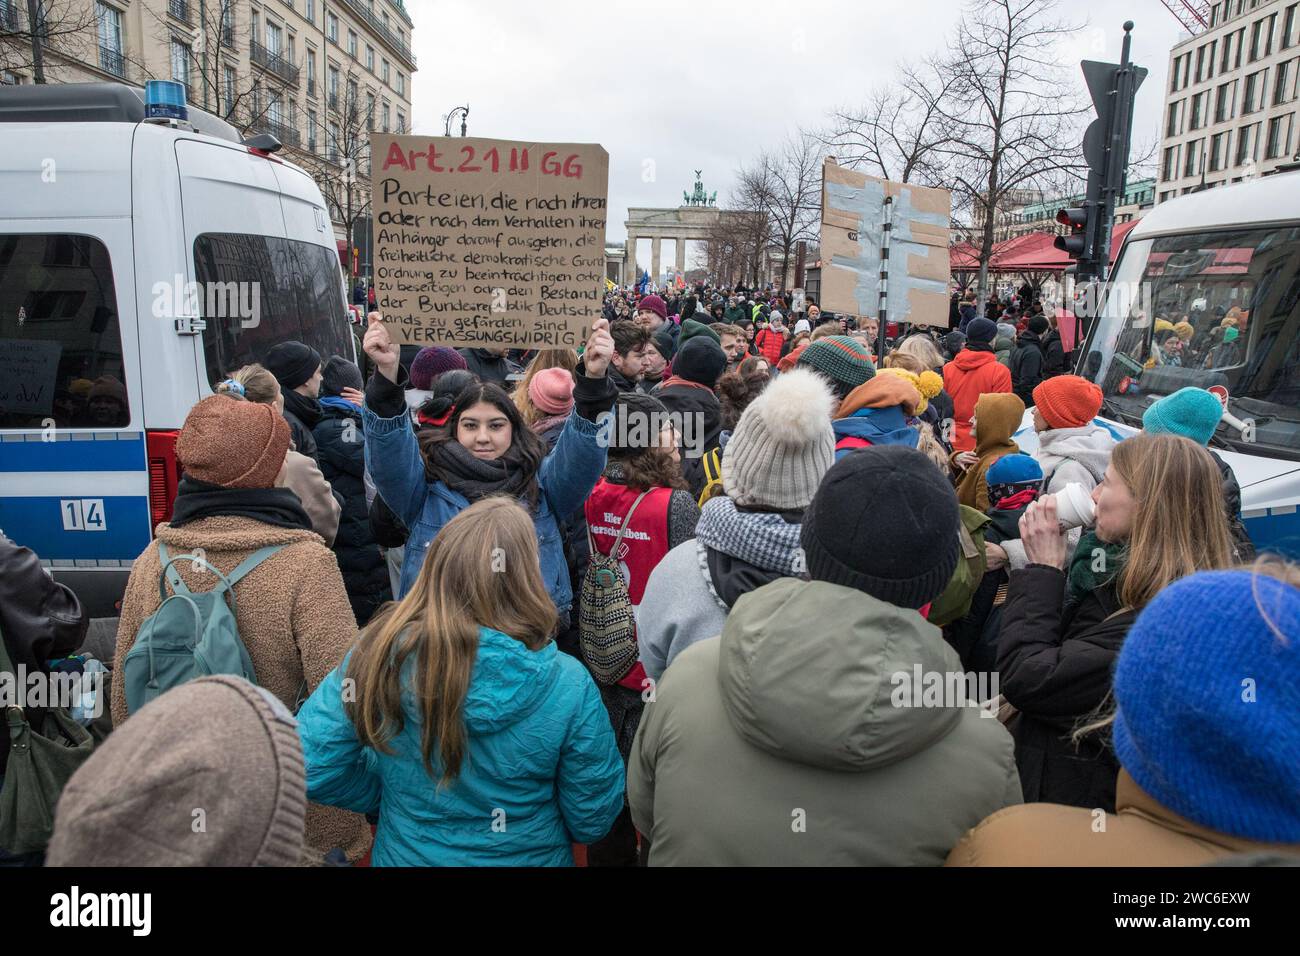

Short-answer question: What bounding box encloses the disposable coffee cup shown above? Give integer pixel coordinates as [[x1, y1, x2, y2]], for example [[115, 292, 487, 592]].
[[1052, 482, 1096, 531]]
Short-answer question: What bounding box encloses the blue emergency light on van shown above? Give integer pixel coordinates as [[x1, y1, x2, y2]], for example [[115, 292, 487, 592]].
[[144, 80, 187, 121]]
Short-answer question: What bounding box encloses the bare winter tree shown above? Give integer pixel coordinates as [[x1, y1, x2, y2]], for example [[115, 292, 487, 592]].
[[1, 0, 99, 82], [824, 61, 957, 187], [737, 131, 824, 289], [933, 0, 1090, 305], [297, 67, 374, 276]]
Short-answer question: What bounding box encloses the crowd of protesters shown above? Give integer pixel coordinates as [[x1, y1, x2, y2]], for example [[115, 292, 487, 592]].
[[2, 278, 1297, 870]]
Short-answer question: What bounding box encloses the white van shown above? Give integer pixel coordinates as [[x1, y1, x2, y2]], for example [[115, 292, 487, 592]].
[[1016, 170, 1300, 558], [0, 83, 354, 616]]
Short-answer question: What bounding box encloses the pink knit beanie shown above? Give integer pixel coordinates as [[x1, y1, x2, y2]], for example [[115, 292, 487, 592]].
[[528, 367, 575, 416]]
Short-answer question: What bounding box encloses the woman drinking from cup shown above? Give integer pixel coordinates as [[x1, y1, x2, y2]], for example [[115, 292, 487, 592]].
[[995, 433, 1234, 813]]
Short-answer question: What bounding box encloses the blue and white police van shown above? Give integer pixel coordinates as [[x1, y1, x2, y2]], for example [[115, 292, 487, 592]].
[[0, 82, 353, 615], [1017, 170, 1300, 558]]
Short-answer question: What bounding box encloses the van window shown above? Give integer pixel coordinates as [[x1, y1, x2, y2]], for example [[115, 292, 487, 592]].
[[0, 234, 130, 430], [195, 233, 352, 388]]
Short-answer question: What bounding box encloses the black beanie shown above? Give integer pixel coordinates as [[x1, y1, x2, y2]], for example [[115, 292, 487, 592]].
[[320, 355, 363, 397], [264, 341, 323, 390], [1027, 314, 1050, 335], [800, 445, 961, 609], [650, 325, 676, 362], [965, 318, 998, 345], [674, 336, 727, 387]]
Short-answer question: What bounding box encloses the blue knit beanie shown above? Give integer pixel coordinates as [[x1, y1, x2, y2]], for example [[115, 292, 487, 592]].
[[1113, 570, 1300, 843], [1142, 387, 1223, 446], [985, 453, 1043, 487]]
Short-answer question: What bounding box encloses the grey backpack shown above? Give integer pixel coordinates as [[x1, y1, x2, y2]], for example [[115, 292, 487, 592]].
[[579, 491, 649, 685], [121, 542, 284, 715]]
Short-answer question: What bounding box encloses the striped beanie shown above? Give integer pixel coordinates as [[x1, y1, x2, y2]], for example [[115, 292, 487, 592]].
[[796, 335, 876, 395]]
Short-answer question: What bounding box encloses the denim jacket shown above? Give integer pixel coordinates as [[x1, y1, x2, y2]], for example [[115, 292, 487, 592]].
[[362, 393, 608, 611]]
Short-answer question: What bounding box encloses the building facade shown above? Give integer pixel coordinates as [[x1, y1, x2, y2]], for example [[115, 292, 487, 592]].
[[1158, 0, 1300, 202], [1001, 178, 1157, 239], [1, 0, 416, 245]]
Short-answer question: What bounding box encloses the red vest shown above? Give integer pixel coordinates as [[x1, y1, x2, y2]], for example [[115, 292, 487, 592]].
[[755, 328, 785, 365], [584, 479, 672, 690]]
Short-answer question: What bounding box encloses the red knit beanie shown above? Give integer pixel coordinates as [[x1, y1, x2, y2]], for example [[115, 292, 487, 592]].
[[177, 395, 290, 489], [1033, 375, 1103, 430], [527, 367, 575, 416]]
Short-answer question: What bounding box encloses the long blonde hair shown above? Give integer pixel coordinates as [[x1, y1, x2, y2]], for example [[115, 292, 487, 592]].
[[1109, 433, 1234, 611], [344, 497, 557, 782], [1074, 556, 1297, 744], [512, 349, 579, 426]]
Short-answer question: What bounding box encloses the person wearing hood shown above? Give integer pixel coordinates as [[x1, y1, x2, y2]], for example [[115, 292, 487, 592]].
[[111, 394, 371, 861], [996, 433, 1234, 812], [264, 340, 324, 464], [949, 566, 1300, 866], [656, 336, 727, 497], [637, 368, 836, 682], [1042, 314, 1068, 377], [958, 294, 978, 331], [831, 371, 924, 458], [1010, 315, 1049, 407], [298, 497, 624, 865], [638, 326, 674, 394], [405, 346, 468, 417], [1142, 387, 1255, 561], [313, 356, 392, 626], [990, 376, 1114, 574], [628, 446, 1023, 866], [754, 313, 787, 365], [993, 323, 1016, 368], [48, 676, 310, 866], [943, 318, 1012, 453], [458, 346, 523, 387], [951, 392, 1025, 512]]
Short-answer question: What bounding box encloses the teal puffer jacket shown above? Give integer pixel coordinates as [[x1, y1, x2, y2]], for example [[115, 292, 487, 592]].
[[298, 628, 624, 866]]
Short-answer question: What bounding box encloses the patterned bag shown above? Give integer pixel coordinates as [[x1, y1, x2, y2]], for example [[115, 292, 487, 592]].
[[578, 491, 649, 684]]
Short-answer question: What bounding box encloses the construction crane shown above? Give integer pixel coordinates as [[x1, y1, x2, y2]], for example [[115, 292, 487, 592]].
[[1160, 0, 1212, 34]]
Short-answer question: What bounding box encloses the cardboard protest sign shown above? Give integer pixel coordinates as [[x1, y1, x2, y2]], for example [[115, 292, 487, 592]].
[[0, 339, 61, 417], [820, 159, 952, 328], [371, 134, 610, 348]]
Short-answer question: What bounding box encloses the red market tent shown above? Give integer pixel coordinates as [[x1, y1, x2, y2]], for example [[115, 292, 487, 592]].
[[949, 220, 1141, 275]]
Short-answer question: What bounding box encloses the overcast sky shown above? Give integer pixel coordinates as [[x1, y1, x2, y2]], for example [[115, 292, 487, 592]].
[[408, 0, 1186, 260]]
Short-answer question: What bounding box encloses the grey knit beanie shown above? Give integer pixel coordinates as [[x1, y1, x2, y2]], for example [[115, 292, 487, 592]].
[[46, 675, 308, 867], [720, 367, 836, 510]]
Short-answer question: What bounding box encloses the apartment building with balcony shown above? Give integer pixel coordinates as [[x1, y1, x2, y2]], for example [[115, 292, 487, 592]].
[[1, 0, 416, 238], [1157, 0, 1300, 202]]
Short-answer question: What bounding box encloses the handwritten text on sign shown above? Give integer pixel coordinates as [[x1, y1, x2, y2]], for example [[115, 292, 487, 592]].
[[372, 135, 610, 348]]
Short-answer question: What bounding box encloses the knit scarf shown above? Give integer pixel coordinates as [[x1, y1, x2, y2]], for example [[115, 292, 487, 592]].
[[659, 375, 714, 393], [1066, 530, 1127, 607], [425, 439, 536, 503], [695, 496, 803, 574], [169, 476, 312, 530], [965, 341, 994, 352]]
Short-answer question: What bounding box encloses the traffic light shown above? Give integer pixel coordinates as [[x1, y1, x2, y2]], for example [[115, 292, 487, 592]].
[[1055, 207, 1090, 260]]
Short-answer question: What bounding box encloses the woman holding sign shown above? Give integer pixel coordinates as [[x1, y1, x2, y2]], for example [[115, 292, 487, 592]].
[[361, 313, 618, 619]]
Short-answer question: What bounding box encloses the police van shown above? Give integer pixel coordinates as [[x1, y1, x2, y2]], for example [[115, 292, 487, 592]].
[[0, 82, 353, 616], [1016, 170, 1300, 558]]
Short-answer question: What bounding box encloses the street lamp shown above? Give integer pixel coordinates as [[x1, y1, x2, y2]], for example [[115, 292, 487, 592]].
[[444, 105, 470, 137]]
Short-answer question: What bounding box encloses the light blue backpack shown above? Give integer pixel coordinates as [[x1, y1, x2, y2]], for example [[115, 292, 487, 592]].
[[121, 542, 285, 714]]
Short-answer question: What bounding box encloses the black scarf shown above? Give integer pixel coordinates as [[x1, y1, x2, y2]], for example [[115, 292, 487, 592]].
[[965, 341, 994, 353], [170, 476, 313, 530], [281, 388, 322, 428], [425, 440, 537, 504]]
